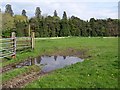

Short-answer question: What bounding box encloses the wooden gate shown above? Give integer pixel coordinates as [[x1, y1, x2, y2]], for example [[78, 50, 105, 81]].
[[0, 32, 35, 58]]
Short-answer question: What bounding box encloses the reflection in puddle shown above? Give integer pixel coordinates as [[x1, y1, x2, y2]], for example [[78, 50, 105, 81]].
[[15, 56, 84, 72]]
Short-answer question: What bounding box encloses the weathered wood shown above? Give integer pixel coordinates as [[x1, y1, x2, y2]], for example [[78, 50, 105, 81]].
[[31, 32, 35, 50], [11, 32, 16, 58], [17, 44, 31, 46], [0, 53, 14, 58], [0, 48, 14, 52], [17, 46, 31, 50], [0, 32, 35, 58], [28, 24, 31, 37], [16, 40, 31, 43], [16, 37, 31, 39]]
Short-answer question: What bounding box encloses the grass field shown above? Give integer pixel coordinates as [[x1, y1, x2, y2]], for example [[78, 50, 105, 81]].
[[1, 37, 118, 88]]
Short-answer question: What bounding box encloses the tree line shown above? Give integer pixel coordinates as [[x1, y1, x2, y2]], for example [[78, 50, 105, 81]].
[[1, 4, 119, 37]]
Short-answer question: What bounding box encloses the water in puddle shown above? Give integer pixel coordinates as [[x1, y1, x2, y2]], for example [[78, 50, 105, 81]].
[[16, 56, 84, 72]]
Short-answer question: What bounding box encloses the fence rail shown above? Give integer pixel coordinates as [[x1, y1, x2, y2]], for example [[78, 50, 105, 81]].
[[16, 36, 32, 50], [0, 32, 35, 58]]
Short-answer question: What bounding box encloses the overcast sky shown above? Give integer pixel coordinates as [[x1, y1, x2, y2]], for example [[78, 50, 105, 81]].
[[0, 0, 119, 20]]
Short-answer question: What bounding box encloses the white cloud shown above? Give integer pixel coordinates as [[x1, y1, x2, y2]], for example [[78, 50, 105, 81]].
[[0, 0, 119, 3], [0, 0, 118, 20]]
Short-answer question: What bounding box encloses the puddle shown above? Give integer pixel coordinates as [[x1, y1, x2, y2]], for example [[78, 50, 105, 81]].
[[15, 56, 84, 72]]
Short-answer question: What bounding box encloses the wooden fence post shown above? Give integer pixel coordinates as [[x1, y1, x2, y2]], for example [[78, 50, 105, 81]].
[[12, 32, 16, 58], [31, 32, 35, 50], [28, 24, 31, 37]]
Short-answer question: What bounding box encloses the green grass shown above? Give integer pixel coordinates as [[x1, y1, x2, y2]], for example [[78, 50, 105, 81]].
[[24, 37, 118, 88], [1, 37, 118, 88]]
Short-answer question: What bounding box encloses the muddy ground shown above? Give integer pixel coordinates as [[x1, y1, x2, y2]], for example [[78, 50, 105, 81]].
[[42, 48, 90, 59]]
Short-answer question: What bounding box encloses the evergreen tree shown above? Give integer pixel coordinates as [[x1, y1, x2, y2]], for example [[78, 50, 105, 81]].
[[60, 11, 70, 36], [53, 16, 60, 37], [45, 16, 56, 37], [22, 9, 27, 17], [54, 10, 58, 17], [53, 10, 60, 36], [5, 4, 14, 16], [69, 16, 83, 36], [89, 18, 97, 36], [62, 11, 67, 19], [2, 4, 119, 37], [35, 7, 41, 18]]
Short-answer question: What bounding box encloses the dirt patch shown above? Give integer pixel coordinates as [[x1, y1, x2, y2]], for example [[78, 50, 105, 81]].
[[0, 65, 14, 74], [1, 58, 33, 74], [2, 71, 45, 88], [43, 48, 89, 59], [2, 66, 49, 88]]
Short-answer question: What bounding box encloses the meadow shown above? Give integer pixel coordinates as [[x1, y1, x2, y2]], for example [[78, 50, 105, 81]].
[[1, 37, 118, 88]]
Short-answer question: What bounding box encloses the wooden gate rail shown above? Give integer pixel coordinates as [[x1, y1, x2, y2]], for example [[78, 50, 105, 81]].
[[0, 32, 35, 58], [0, 37, 15, 58]]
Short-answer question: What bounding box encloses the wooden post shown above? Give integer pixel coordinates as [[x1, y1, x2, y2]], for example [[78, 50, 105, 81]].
[[28, 24, 31, 37], [12, 32, 16, 58], [31, 32, 35, 50], [31, 58, 35, 65]]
